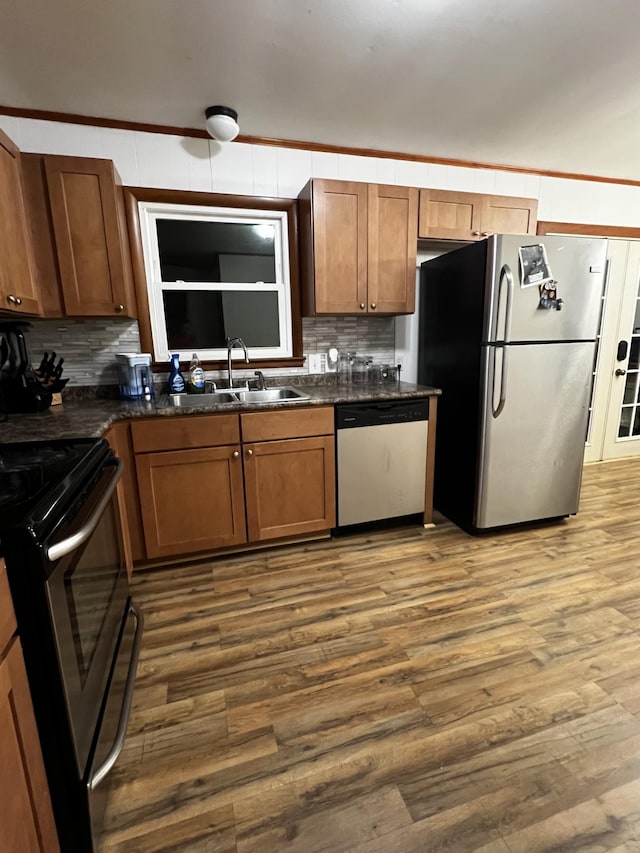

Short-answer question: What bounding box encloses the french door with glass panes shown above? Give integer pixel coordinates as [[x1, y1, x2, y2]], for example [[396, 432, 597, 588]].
[[586, 240, 640, 461]]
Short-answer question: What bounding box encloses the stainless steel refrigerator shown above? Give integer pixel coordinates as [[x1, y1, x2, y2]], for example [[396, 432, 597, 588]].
[[418, 234, 607, 532]]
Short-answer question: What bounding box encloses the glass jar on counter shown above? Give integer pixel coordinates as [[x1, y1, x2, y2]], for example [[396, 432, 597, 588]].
[[352, 355, 373, 384], [338, 351, 357, 384], [368, 364, 384, 384]]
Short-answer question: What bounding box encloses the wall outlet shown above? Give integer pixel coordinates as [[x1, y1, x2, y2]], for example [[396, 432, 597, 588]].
[[308, 353, 323, 374]]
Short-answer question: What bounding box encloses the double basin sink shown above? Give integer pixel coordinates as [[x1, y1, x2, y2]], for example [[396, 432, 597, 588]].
[[168, 386, 310, 407]]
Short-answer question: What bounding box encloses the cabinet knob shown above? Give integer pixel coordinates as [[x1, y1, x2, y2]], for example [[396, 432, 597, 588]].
[[115, 304, 125, 312], [472, 231, 481, 237], [370, 303, 377, 310], [7, 294, 22, 305], [481, 232, 489, 237], [232, 450, 239, 458], [246, 448, 253, 457], [360, 303, 366, 310]]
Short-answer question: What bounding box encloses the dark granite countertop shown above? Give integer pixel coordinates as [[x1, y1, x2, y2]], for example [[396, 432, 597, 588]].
[[0, 381, 440, 443]]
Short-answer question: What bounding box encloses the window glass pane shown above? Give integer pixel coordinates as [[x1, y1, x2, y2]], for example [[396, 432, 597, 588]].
[[163, 291, 281, 350], [634, 299, 640, 334], [629, 337, 640, 370], [156, 220, 276, 282]]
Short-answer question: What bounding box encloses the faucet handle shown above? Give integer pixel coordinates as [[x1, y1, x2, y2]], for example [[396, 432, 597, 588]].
[[253, 370, 267, 390]]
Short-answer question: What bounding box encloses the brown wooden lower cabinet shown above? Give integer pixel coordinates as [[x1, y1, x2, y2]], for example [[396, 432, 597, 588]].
[[0, 561, 59, 853], [104, 422, 145, 565], [243, 435, 335, 541], [136, 445, 247, 558], [132, 407, 336, 560]]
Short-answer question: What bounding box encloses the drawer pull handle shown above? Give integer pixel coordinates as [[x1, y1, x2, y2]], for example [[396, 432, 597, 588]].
[[7, 294, 22, 305]]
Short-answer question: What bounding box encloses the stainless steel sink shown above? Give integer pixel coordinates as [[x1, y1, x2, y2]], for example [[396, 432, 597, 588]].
[[168, 391, 238, 406], [232, 387, 310, 403], [167, 386, 309, 406]]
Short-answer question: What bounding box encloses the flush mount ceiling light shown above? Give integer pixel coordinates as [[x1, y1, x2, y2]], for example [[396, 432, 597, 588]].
[[204, 106, 239, 142]]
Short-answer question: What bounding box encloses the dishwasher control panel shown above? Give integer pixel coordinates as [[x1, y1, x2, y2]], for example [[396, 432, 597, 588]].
[[336, 399, 429, 430]]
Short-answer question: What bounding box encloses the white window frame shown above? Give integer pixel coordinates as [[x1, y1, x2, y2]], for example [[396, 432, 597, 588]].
[[137, 201, 293, 363]]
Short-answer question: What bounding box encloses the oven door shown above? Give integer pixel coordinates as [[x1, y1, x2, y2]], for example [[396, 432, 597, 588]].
[[45, 457, 128, 775]]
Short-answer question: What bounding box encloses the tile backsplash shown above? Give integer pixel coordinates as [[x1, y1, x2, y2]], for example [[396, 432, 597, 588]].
[[25, 318, 141, 386], [23, 316, 396, 387]]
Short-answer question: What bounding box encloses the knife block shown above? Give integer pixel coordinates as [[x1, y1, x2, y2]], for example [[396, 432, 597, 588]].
[[1, 376, 53, 413]]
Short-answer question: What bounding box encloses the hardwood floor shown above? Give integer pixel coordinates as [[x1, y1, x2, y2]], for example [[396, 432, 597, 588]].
[[99, 459, 640, 852]]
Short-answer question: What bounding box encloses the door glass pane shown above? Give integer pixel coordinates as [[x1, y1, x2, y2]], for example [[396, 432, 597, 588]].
[[623, 374, 637, 404], [163, 290, 281, 350], [156, 219, 276, 282], [615, 267, 640, 443], [619, 406, 632, 438]]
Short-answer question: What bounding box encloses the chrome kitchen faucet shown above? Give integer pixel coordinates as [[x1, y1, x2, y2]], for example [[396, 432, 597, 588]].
[[226, 337, 249, 389]]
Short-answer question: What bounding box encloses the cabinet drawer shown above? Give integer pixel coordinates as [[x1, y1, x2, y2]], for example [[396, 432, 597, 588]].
[[131, 414, 240, 453], [241, 406, 334, 442], [0, 559, 17, 654]]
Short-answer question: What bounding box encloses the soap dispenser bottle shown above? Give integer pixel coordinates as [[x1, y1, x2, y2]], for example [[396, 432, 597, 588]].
[[187, 352, 205, 394], [168, 353, 185, 394]]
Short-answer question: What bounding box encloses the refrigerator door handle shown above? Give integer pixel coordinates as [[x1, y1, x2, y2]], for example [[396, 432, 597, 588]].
[[491, 345, 509, 418], [497, 264, 515, 343]]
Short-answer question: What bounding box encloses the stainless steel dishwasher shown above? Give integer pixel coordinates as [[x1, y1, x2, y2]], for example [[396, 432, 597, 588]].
[[336, 399, 429, 527]]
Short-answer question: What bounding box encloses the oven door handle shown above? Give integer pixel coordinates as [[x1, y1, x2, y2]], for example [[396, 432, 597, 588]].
[[89, 600, 144, 791], [47, 458, 123, 562]]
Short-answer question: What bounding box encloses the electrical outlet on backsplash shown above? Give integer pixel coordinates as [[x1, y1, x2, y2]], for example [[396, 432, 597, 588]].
[[24, 316, 396, 388]]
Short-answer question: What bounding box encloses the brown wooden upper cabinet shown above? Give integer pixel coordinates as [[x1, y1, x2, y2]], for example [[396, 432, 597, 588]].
[[0, 129, 41, 316], [418, 189, 538, 241], [299, 179, 418, 315], [22, 154, 137, 318]]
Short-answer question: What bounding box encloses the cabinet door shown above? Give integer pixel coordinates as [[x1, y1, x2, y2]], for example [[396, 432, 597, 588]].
[[243, 436, 335, 541], [368, 184, 418, 313], [0, 130, 41, 315], [480, 194, 538, 236], [136, 445, 246, 558], [104, 422, 145, 571], [418, 189, 483, 240], [311, 180, 368, 313], [0, 638, 59, 853], [44, 156, 135, 317]]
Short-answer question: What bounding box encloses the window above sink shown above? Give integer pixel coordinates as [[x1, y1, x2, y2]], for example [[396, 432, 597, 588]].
[[139, 201, 292, 363], [124, 189, 304, 370]]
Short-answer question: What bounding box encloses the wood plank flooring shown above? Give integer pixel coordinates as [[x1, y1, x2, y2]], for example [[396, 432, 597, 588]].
[[99, 459, 640, 852]]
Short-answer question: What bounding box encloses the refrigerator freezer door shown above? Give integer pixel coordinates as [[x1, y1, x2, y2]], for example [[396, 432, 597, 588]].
[[476, 340, 595, 529], [486, 235, 607, 344]]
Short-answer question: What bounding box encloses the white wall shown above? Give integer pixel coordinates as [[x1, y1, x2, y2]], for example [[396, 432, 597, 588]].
[[3, 113, 640, 382], [3, 114, 640, 224]]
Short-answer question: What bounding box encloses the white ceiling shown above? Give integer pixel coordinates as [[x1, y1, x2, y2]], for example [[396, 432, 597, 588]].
[[2, 0, 640, 181]]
